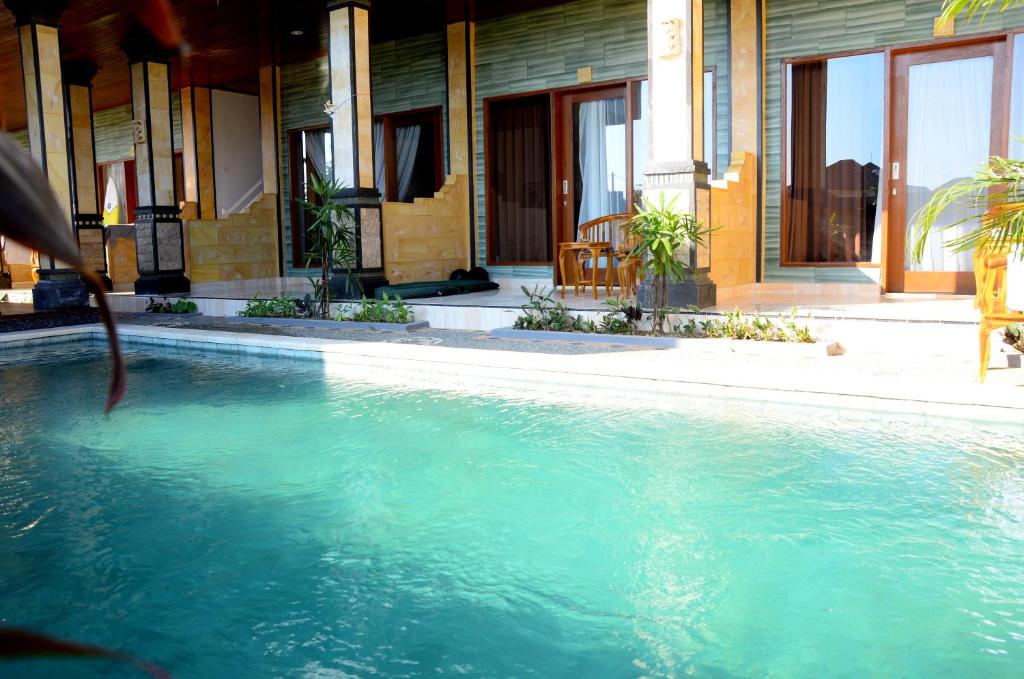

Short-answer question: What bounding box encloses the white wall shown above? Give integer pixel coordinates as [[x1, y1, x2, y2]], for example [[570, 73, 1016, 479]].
[[211, 90, 262, 217]]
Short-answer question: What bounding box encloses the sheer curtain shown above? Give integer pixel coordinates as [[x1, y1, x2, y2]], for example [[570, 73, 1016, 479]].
[[577, 99, 626, 233], [906, 56, 993, 273], [395, 124, 421, 202], [304, 130, 329, 182], [1008, 35, 1024, 310], [373, 121, 385, 196]]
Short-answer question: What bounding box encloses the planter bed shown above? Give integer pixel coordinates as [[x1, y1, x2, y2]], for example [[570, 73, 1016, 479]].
[[490, 327, 683, 348], [210, 316, 429, 333]]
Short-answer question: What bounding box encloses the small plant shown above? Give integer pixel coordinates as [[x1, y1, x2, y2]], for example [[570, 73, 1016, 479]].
[[629, 194, 717, 334], [238, 296, 302, 318], [146, 297, 197, 314], [1005, 323, 1024, 352], [602, 297, 645, 335], [513, 285, 595, 333], [678, 307, 815, 343], [303, 175, 359, 319], [337, 294, 414, 324]]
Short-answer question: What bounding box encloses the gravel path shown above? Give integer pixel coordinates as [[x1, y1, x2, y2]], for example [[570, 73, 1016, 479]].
[[118, 314, 650, 355]]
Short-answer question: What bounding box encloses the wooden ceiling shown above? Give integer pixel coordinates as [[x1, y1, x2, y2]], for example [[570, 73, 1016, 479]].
[[0, 0, 570, 132]]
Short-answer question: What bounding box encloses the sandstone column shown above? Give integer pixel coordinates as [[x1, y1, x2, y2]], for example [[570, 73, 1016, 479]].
[[259, 64, 284, 275], [180, 86, 216, 220], [126, 45, 189, 294], [642, 0, 716, 308], [326, 0, 387, 297], [446, 12, 476, 269], [8, 0, 90, 308]]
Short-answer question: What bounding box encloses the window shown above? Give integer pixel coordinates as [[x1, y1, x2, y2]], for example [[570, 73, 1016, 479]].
[[1011, 33, 1024, 158], [783, 52, 885, 264], [288, 126, 332, 267], [372, 108, 443, 203], [486, 95, 552, 264], [704, 69, 715, 180]]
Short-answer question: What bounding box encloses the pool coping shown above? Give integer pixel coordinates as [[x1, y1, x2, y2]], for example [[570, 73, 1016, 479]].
[[2, 323, 1023, 424]]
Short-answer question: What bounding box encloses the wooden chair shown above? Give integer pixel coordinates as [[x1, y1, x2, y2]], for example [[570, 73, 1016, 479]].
[[561, 213, 634, 298], [975, 204, 1024, 383]]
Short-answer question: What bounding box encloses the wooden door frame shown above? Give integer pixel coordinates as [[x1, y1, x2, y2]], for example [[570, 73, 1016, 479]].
[[481, 76, 646, 271], [885, 38, 1009, 293]]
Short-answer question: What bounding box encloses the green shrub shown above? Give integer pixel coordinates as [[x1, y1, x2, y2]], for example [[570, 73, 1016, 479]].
[[1006, 323, 1024, 352], [238, 296, 301, 318], [146, 297, 197, 314], [337, 294, 414, 324], [513, 286, 596, 333], [678, 307, 815, 343]]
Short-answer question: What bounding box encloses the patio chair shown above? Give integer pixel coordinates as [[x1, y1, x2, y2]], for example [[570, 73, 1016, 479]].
[[559, 213, 634, 299], [975, 204, 1024, 383]]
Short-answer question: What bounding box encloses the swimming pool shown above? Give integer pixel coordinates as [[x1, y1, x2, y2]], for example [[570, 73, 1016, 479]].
[[2, 343, 1023, 677]]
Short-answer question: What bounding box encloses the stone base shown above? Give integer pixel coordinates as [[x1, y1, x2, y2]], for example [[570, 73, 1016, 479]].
[[135, 273, 191, 296], [32, 270, 90, 310], [329, 271, 389, 300], [638, 279, 717, 310]]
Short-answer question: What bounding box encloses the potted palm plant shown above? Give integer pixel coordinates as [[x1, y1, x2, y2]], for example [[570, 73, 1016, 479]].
[[629, 193, 716, 334], [302, 175, 359, 319]]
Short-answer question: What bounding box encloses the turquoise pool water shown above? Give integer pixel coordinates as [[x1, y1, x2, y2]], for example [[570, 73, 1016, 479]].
[[1, 343, 1023, 678]]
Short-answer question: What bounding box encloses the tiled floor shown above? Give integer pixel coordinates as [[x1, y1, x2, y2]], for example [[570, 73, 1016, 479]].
[[3, 277, 981, 323]]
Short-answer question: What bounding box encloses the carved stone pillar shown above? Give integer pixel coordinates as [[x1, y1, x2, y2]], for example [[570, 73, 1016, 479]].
[[7, 0, 90, 308], [326, 0, 387, 297], [180, 86, 216, 220], [127, 47, 189, 294], [64, 61, 110, 289], [446, 14, 476, 268], [640, 0, 716, 308]]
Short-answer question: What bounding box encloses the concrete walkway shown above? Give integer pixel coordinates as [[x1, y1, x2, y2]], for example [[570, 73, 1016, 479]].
[[3, 320, 1023, 423]]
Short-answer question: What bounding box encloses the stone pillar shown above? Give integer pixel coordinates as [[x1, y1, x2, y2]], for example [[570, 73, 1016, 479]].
[[127, 49, 189, 294], [9, 0, 90, 309], [729, 0, 759, 157], [446, 16, 476, 268], [64, 61, 110, 289], [326, 0, 387, 297], [259, 64, 285, 275], [641, 0, 716, 308], [180, 86, 216, 220]]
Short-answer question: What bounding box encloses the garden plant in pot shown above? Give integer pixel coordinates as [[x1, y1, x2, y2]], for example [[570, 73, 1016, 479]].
[[628, 194, 716, 334], [302, 175, 360, 319]]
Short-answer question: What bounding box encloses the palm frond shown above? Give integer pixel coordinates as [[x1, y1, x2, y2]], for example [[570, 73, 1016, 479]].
[[940, 0, 1024, 24], [909, 156, 1024, 261]]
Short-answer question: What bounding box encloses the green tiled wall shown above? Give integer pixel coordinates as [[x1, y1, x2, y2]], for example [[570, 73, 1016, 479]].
[[705, 0, 732, 181], [281, 32, 447, 276], [764, 0, 1024, 284], [93, 93, 183, 164]]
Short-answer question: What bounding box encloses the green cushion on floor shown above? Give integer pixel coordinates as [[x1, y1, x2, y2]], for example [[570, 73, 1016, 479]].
[[374, 280, 499, 300]]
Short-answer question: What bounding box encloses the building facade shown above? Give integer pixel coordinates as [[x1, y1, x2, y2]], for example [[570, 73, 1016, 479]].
[[2, 0, 1023, 302]]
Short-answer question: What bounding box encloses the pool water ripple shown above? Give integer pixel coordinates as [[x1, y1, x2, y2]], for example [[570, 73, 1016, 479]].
[[1, 344, 1023, 677]]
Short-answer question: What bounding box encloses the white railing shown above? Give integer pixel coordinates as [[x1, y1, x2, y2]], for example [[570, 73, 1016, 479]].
[[219, 181, 264, 218]]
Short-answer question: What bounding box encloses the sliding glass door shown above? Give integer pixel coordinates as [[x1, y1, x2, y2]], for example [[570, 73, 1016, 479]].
[[555, 82, 647, 283], [888, 41, 1007, 293]]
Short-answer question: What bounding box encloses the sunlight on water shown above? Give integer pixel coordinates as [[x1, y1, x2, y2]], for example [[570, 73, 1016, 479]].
[[1, 344, 1023, 678]]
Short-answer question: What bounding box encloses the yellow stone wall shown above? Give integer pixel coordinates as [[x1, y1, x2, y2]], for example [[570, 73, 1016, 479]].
[[186, 193, 280, 283], [710, 152, 757, 288], [382, 175, 470, 283]]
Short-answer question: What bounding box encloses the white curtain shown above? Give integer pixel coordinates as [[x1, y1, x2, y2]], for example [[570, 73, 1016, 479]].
[[395, 124, 421, 202], [905, 56, 993, 273], [373, 121, 385, 196], [577, 99, 622, 232], [304, 130, 329, 182], [1008, 36, 1024, 311]]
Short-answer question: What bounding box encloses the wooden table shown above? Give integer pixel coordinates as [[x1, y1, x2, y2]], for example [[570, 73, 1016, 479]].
[[557, 241, 613, 299]]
